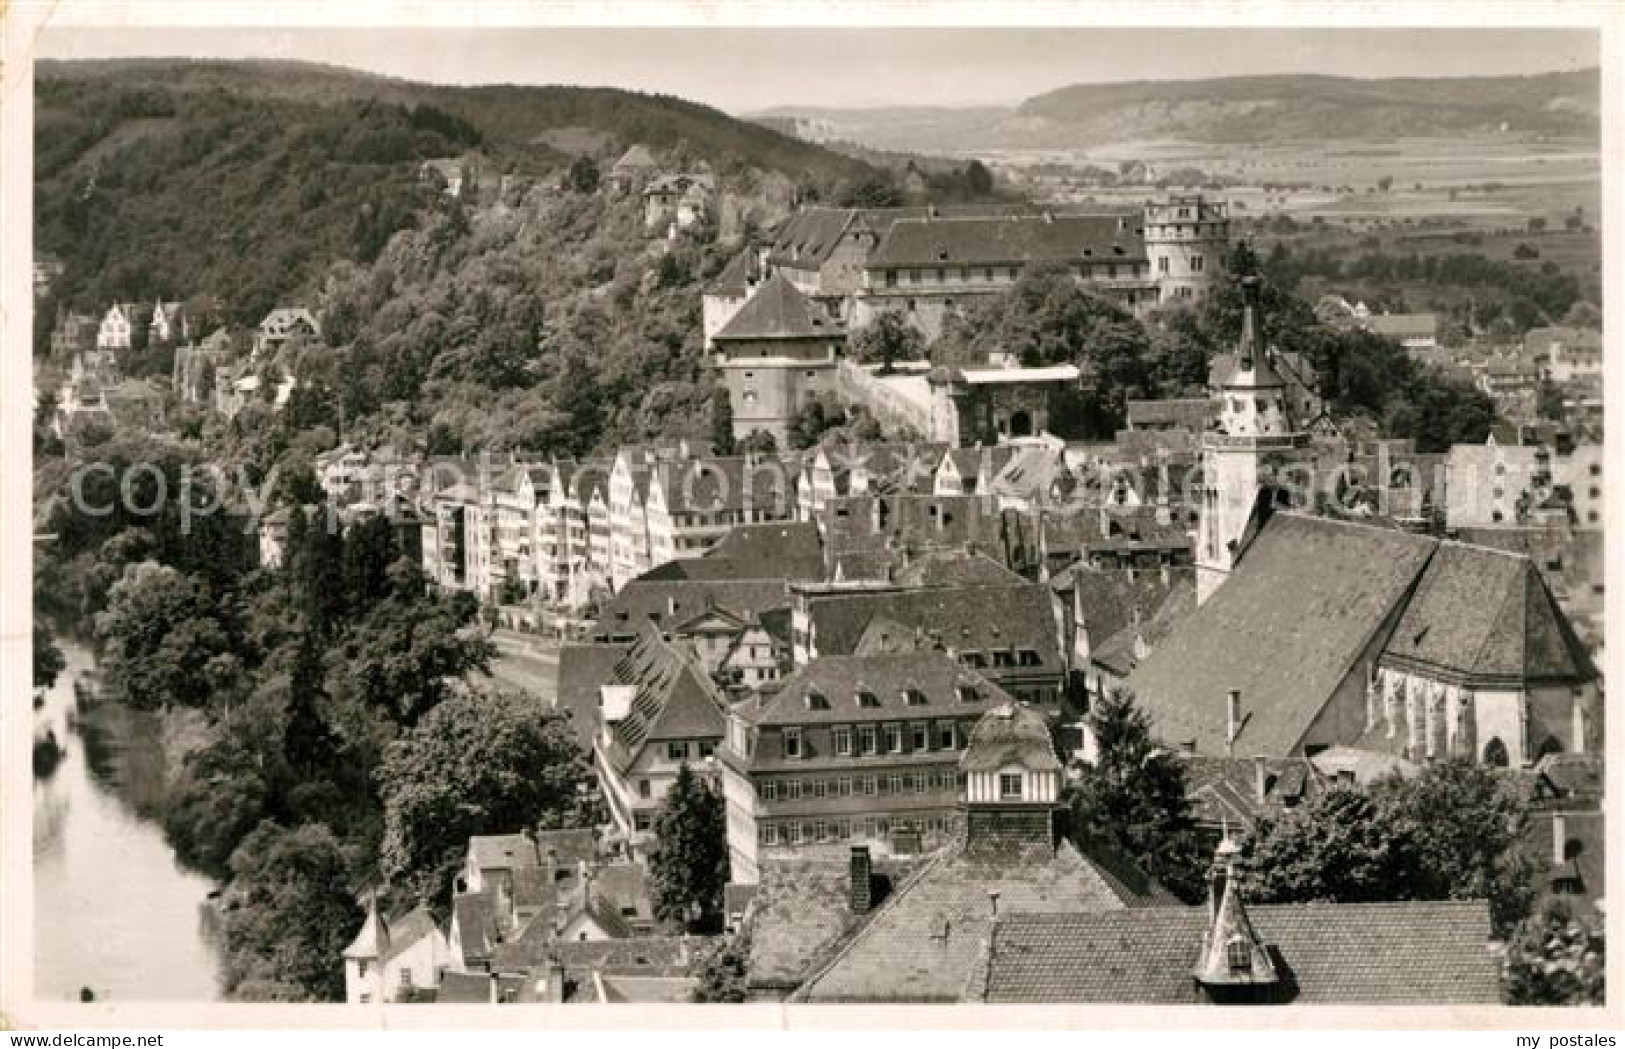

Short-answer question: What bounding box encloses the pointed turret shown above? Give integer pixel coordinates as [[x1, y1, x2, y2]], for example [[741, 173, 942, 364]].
[[1192, 834, 1278, 994], [344, 893, 390, 961]]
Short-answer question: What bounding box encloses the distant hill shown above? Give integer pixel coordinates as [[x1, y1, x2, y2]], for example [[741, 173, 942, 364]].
[[1020, 69, 1601, 144], [753, 68, 1600, 152], [34, 59, 875, 321]]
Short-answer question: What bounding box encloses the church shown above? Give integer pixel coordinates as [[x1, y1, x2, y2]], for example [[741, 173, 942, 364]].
[[1131, 282, 1600, 769]]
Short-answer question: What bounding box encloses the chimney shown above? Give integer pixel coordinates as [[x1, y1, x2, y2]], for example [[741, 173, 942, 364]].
[[1254, 756, 1269, 804], [1226, 689, 1242, 756], [1552, 812, 1568, 865], [849, 845, 873, 915], [665, 595, 677, 620]]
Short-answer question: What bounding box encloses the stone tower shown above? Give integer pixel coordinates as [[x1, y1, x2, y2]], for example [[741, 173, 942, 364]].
[[1195, 277, 1309, 605], [1144, 195, 1230, 305]]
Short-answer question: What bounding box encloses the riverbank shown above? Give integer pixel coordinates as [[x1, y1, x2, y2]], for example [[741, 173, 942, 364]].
[[32, 639, 226, 1001]]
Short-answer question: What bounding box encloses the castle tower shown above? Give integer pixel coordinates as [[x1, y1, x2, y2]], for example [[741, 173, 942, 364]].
[[1195, 277, 1309, 605], [342, 894, 390, 1005], [1192, 833, 1279, 1002], [1144, 195, 1229, 305]]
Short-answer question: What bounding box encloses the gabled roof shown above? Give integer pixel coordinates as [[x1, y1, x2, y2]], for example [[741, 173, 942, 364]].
[[1128, 514, 1437, 755], [611, 144, 657, 172], [891, 551, 1025, 588], [803, 583, 1062, 673], [866, 213, 1144, 270], [1380, 542, 1596, 686], [767, 207, 860, 270], [712, 271, 844, 342], [469, 833, 541, 872], [794, 836, 1166, 1003], [600, 627, 729, 771], [453, 892, 500, 961], [381, 905, 442, 966], [1179, 755, 1323, 829], [747, 651, 1012, 730], [594, 579, 792, 639], [982, 900, 1498, 1003]]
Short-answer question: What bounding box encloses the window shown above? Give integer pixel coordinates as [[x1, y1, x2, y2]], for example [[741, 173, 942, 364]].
[[805, 691, 830, 711], [634, 812, 653, 832], [1191, 254, 1205, 273], [812, 779, 827, 798], [399, 968, 413, 989], [911, 723, 930, 751], [993, 650, 1015, 668], [999, 773, 1023, 799], [1157, 255, 1170, 275], [907, 298, 917, 313], [837, 776, 853, 797], [358, 960, 370, 979], [859, 725, 878, 755], [857, 690, 881, 709], [667, 741, 688, 762], [788, 823, 805, 846], [938, 722, 957, 750], [699, 740, 715, 759], [638, 779, 652, 799], [785, 779, 803, 800], [814, 821, 829, 843], [833, 725, 852, 756], [761, 779, 777, 802], [884, 724, 903, 753], [903, 689, 928, 707], [1226, 937, 1251, 974], [1017, 649, 1041, 667], [888, 774, 905, 795], [885, 269, 897, 288], [958, 686, 980, 704], [783, 727, 802, 758], [861, 775, 877, 796]]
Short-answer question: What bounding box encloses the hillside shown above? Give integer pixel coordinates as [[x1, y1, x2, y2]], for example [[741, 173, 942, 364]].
[[753, 68, 1600, 152], [34, 59, 876, 321], [1020, 69, 1601, 143]]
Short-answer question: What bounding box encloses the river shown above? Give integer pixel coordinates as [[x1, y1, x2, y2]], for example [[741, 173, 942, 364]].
[[31, 639, 226, 1001]]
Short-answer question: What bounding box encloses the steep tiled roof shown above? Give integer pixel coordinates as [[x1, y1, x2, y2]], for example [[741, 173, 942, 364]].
[[795, 837, 1163, 1002], [594, 579, 792, 639], [749, 652, 1011, 730], [983, 900, 1497, 1003], [1179, 755, 1322, 829], [1087, 572, 1197, 678], [866, 213, 1144, 270], [712, 271, 844, 342], [596, 975, 696, 1003], [1380, 543, 1596, 686], [381, 906, 442, 966], [599, 627, 728, 771], [533, 828, 598, 868], [611, 144, 657, 172], [707, 248, 765, 296], [767, 207, 859, 270], [554, 644, 630, 753], [891, 551, 1025, 588], [1128, 514, 1436, 756], [491, 931, 690, 975], [647, 456, 799, 516], [703, 520, 824, 572], [745, 857, 863, 990], [803, 583, 1062, 674], [453, 892, 500, 962]]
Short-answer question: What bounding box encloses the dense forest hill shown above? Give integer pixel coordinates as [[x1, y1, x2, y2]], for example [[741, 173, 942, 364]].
[[752, 68, 1600, 152], [34, 59, 877, 322]]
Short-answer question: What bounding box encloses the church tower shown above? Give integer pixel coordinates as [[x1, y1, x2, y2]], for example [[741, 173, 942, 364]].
[[1195, 277, 1309, 605]]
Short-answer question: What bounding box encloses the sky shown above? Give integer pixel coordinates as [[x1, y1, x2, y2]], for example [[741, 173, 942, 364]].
[[33, 24, 1601, 112]]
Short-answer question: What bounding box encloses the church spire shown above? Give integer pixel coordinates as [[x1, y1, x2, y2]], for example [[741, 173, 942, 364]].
[[1192, 833, 1278, 994]]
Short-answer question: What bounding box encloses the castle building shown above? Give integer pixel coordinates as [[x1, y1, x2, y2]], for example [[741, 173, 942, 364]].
[[1195, 278, 1310, 605], [1143, 195, 1230, 305], [926, 361, 1083, 446], [711, 271, 846, 446]]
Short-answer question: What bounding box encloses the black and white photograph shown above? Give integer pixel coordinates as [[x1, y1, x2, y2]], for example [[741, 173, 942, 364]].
[[2, 1, 1617, 1032]]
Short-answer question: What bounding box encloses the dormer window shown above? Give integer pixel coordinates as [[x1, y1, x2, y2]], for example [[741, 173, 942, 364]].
[[806, 691, 830, 711], [958, 686, 980, 704], [1226, 936, 1252, 974], [999, 773, 1022, 799], [856, 691, 881, 709], [903, 689, 928, 707], [783, 727, 802, 759]]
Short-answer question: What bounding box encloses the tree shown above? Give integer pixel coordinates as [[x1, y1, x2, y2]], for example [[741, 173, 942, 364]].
[[649, 764, 729, 933], [34, 623, 65, 691], [221, 821, 364, 1002], [690, 929, 750, 1002], [850, 309, 924, 375], [964, 159, 994, 196], [1502, 899, 1605, 1005], [1370, 760, 1538, 937], [378, 686, 599, 906], [1248, 761, 1538, 938], [709, 387, 736, 456], [1062, 690, 1207, 902], [567, 155, 600, 194], [94, 561, 237, 711]]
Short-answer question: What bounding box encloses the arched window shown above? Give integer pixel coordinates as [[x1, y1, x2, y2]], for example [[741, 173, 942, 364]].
[[1482, 737, 1509, 767], [1535, 735, 1563, 761]]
